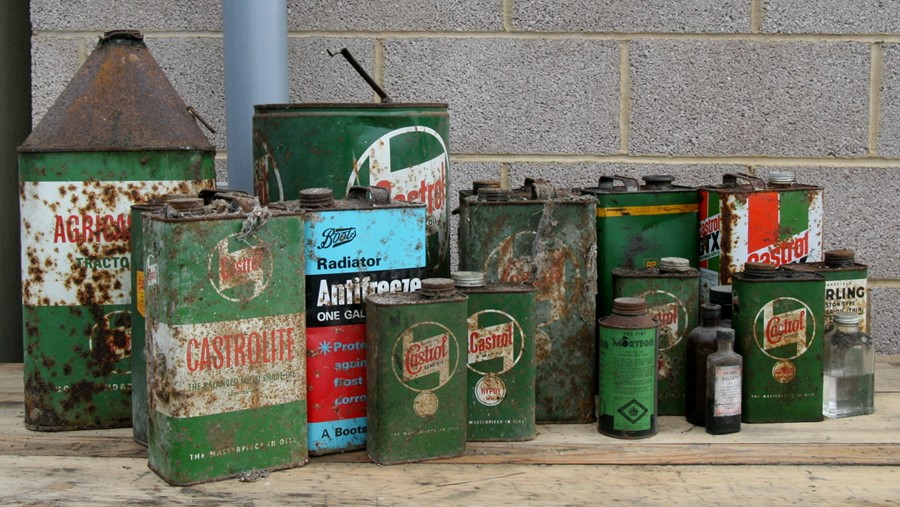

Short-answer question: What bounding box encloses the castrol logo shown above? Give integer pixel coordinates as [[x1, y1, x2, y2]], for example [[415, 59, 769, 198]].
[[391, 321, 459, 392], [752, 297, 816, 360], [207, 233, 273, 302], [641, 290, 688, 352], [467, 310, 526, 376]]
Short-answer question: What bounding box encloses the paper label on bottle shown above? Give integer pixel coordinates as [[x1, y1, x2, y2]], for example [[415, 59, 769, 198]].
[[714, 365, 742, 417]]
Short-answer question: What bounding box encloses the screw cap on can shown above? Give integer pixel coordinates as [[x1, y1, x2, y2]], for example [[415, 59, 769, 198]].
[[833, 312, 862, 325], [421, 278, 457, 298], [659, 257, 691, 272], [299, 188, 335, 208], [612, 297, 647, 316], [824, 249, 856, 268], [452, 271, 485, 288], [642, 174, 675, 189], [701, 303, 722, 319], [472, 180, 501, 191], [743, 262, 778, 278], [716, 328, 735, 342], [768, 171, 796, 185]]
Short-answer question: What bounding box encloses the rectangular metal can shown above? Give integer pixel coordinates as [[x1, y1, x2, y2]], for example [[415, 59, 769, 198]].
[[783, 250, 868, 332], [144, 206, 308, 485], [365, 284, 467, 464], [732, 267, 825, 423], [699, 173, 824, 302], [612, 263, 699, 416], [457, 181, 598, 423], [273, 186, 427, 455], [582, 175, 699, 318], [457, 281, 536, 441]]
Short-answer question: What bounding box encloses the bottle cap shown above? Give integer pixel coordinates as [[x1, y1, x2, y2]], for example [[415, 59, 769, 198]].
[[701, 303, 722, 319], [612, 297, 647, 316], [768, 171, 796, 185], [716, 328, 735, 342], [420, 278, 456, 298], [824, 249, 856, 268], [299, 188, 335, 208], [833, 312, 861, 325], [452, 271, 485, 288], [659, 257, 691, 272]]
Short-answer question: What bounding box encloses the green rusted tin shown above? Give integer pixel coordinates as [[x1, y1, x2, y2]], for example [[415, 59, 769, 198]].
[[783, 249, 868, 332], [453, 271, 536, 442], [144, 203, 307, 485], [252, 103, 450, 277], [457, 179, 597, 423], [598, 297, 659, 439], [581, 175, 699, 318], [732, 263, 825, 423], [612, 257, 699, 416], [18, 30, 215, 431], [365, 278, 467, 464]]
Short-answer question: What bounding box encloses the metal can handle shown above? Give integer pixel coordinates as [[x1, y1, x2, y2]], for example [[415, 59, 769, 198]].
[[347, 185, 391, 204], [723, 173, 766, 190], [598, 175, 640, 191]]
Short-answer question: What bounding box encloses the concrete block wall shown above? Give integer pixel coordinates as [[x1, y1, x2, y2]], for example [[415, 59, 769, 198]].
[[29, 1, 900, 352]]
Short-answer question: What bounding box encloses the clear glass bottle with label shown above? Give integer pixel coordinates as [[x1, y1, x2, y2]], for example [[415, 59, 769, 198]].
[[706, 328, 742, 435], [823, 312, 875, 418]]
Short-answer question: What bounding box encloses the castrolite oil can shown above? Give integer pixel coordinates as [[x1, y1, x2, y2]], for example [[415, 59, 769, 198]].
[[457, 179, 597, 423], [699, 172, 823, 301], [598, 297, 659, 439], [612, 257, 699, 416], [144, 203, 307, 485], [732, 262, 825, 423], [17, 30, 215, 431], [365, 278, 467, 464], [453, 271, 536, 441], [271, 186, 426, 455], [581, 174, 699, 318], [784, 249, 868, 332], [253, 103, 450, 277]]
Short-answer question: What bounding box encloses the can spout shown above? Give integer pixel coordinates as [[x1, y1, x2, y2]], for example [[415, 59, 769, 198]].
[[328, 48, 392, 103]]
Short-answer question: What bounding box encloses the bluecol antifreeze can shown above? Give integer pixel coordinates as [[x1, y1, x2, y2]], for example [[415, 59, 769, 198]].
[[272, 186, 426, 455]]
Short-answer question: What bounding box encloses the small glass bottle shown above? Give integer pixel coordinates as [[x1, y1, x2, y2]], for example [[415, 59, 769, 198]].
[[685, 303, 721, 426], [706, 328, 742, 435], [823, 312, 875, 418]]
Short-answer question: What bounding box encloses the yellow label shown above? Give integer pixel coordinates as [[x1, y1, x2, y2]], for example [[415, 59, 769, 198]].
[[136, 270, 146, 317], [596, 203, 699, 218]]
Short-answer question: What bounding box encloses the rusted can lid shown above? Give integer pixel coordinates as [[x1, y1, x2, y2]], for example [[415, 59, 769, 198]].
[[824, 249, 856, 268], [659, 257, 691, 272], [716, 328, 735, 342], [472, 180, 501, 191], [299, 188, 335, 208], [452, 271, 485, 288], [642, 174, 675, 189], [478, 187, 511, 201], [709, 285, 732, 306], [833, 312, 861, 325], [612, 297, 647, 316], [768, 171, 796, 185], [743, 262, 778, 278], [420, 278, 457, 298], [700, 303, 722, 319], [166, 198, 205, 211]]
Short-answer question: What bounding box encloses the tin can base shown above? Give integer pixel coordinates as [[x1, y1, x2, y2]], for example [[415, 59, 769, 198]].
[[25, 421, 132, 432], [148, 458, 309, 487], [309, 444, 365, 457]]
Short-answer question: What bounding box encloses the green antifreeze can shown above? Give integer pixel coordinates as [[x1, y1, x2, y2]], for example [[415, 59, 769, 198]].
[[252, 103, 450, 277], [18, 30, 215, 431], [732, 263, 825, 423], [612, 257, 699, 416], [144, 203, 308, 485], [457, 179, 597, 423], [366, 278, 467, 464], [581, 175, 699, 318], [783, 249, 868, 332], [453, 272, 536, 441]]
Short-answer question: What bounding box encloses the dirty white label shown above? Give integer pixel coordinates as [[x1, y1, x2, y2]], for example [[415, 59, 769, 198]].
[[825, 278, 867, 329], [713, 365, 741, 417], [148, 313, 305, 418]]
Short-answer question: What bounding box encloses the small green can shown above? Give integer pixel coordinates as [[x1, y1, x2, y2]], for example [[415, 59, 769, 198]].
[[365, 278, 467, 464], [453, 271, 536, 442], [732, 263, 825, 423], [145, 204, 308, 485], [612, 257, 699, 416], [783, 249, 868, 332]]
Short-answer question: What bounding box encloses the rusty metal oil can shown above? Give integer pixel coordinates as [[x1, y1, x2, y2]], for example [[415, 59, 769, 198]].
[[17, 30, 215, 431], [365, 278, 467, 464], [732, 262, 825, 423], [453, 271, 536, 442], [699, 172, 824, 302], [598, 297, 659, 439], [253, 103, 450, 277], [144, 203, 307, 485], [457, 179, 597, 423], [612, 257, 699, 416], [581, 175, 699, 318], [271, 186, 426, 455], [783, 249, 868, 332]]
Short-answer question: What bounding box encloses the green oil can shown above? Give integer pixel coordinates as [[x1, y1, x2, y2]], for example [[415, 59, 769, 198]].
[[457, 179, 597, 423], [783, 249, 868, 332], [365, 278, 467, 464], [144, 203, 307, 485], [581, 175, 699, 318], [18, 30, 215, 431], [453, 271, 536, 442], [612, 257, 699, 416], [732, 262, 825, 423]]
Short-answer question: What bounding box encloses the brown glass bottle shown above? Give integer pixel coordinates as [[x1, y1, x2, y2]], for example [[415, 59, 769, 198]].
[[685, 304, 721, 426], [706, 328, 742, 435]]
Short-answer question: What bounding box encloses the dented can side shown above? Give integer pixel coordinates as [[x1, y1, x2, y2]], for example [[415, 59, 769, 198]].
[[732, 269, 825, 423], [145, 210, 307, 486], [365, 291, 467, 465], [612, 267, 699, 416], [457, 191, 597, 423]]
